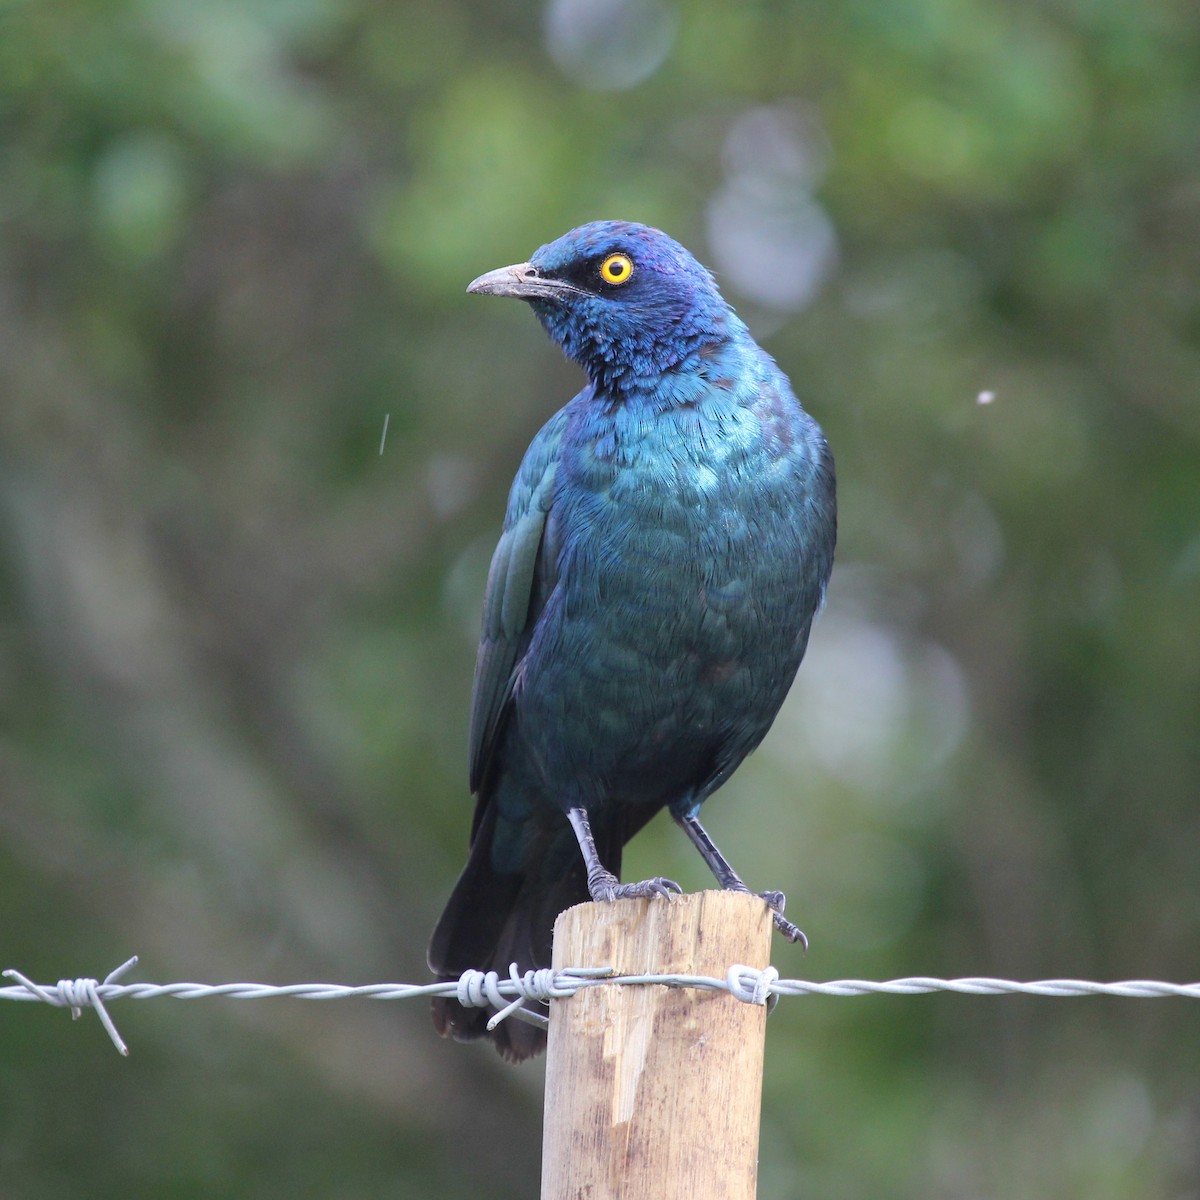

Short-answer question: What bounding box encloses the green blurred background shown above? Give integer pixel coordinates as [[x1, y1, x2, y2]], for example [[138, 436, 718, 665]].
[[2, 0, 1198, 1195]]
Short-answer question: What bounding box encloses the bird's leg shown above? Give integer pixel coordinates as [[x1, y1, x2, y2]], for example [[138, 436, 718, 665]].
[[674, 811, 808, 949], [566, 807, 682, 903]]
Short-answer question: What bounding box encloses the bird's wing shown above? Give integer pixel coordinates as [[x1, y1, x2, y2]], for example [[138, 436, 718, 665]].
[[467, 403, 571, 800]]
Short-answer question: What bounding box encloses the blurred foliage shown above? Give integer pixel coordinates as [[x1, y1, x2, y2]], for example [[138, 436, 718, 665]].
[[1, 0, 1198, 1196]]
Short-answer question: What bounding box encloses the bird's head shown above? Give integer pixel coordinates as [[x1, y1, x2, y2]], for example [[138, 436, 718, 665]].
[[467, 221, 733, 393]]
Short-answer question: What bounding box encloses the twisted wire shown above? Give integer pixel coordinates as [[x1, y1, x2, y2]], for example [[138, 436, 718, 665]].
[[4, 958, 1198, 1056]]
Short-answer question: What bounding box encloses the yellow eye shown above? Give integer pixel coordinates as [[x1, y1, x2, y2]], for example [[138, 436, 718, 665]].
[[599, 253, 634, 286]]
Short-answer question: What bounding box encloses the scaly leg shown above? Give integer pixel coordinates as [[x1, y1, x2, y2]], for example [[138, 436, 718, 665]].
[[566, 807, 681, 903], [674, 811, 807, 948]]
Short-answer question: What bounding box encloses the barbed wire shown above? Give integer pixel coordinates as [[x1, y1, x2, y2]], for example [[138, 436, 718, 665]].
[[4, 956, 1198, 1057]]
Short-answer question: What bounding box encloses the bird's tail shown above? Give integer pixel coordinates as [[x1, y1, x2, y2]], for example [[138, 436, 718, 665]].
[[428, 805, 621, 1062]]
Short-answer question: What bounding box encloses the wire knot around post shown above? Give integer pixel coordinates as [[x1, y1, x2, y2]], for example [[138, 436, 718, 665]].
[[726, 964, 780, 1007]]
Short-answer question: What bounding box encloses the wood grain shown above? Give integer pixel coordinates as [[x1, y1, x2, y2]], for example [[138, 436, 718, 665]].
[[541, 891, 773, 1200]]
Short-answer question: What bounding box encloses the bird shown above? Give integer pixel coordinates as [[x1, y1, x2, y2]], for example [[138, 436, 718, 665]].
[[428, 221, 836, 1061]]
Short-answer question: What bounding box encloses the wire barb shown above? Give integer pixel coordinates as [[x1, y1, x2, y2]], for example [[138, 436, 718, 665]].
[[455, 965, 616, 1031], [3, 956, 138, 1056]]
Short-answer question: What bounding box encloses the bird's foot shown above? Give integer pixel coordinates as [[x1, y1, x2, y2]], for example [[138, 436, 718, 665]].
[[758, 890, 808, 951], [587, 868, 682, 904]]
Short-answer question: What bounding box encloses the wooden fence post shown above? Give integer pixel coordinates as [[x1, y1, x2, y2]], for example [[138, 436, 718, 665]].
[[540, 890, 774, 1200]]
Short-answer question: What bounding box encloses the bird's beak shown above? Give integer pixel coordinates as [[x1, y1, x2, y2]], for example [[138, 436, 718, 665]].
[[466, 262, 584, 303]]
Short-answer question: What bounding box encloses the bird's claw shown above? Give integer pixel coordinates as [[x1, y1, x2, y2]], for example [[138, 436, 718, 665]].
[[589, 872, 682, 904], [758, 890, 808, 951]]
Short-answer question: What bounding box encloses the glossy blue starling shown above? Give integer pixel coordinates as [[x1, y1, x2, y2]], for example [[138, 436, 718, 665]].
[[429, 221, 836, 1060]]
